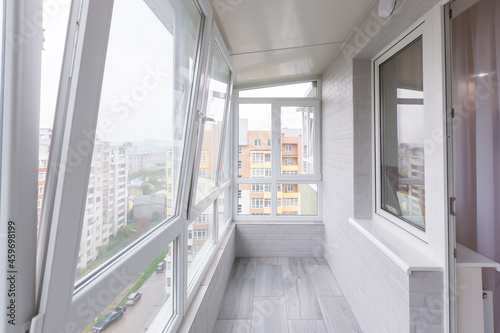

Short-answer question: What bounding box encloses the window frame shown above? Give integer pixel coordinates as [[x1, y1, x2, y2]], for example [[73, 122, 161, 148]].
[[185, 23, 234, 305], [373, 23, 434, 243], [370, 8, 448, 259], [233, 83, 322, 221], [33, 0, 224, 332]]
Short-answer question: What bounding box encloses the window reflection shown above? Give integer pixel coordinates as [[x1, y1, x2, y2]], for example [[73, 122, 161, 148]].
[[380, 37, 425, 230], [188, 204, 214, 284], [195, 46, 231, 202]]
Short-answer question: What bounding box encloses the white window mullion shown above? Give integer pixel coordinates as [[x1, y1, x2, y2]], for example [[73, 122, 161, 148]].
[[37, 1, 115, 331], [1, 0, 42, 331], [271, 102, 282, 218]]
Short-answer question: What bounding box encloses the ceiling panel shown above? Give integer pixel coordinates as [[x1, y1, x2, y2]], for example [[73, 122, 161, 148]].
[[211, 0, 375, 84], [232, 43, 341, 84]]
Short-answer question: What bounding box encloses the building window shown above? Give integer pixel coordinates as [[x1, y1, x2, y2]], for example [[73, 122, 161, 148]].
[[200, 152, 208, 163], [251, 153, 265, 163], [284, 157, 294, 166], [285, 144, 292, 152], [254, 139, 261, 147], [251, 183, 271, 193], [251, 168, 271, 178], [267, 139, 271, 147], [284, 184, 294, 193], [193, 229, 207, 239], [251, 198, 264, 209]]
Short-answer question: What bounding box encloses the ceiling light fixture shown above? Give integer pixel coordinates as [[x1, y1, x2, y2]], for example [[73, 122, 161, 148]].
[[378, 0, 396, 18]]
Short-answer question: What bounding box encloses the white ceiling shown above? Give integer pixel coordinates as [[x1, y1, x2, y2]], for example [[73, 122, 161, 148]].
[[210, 0, 375, 85]]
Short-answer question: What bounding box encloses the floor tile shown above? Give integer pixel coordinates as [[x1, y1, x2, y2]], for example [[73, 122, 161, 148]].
[[255, 264, 284, 297], [218, 278, 255, 319], [307, 264, 343, 296], [292, 258, 311, 279], [283, 278, 322, 320], [251, 297, 288, 333], [317, 296, 362, 333], [279, 257, 298, 279], [316, 264, 343, 296], [288, 320, 328, 333], [231, 257, 257, 279], [213, 320, 251, 333]]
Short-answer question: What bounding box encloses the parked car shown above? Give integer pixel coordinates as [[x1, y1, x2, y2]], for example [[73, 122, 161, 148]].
[[156, 261, 166, 272], [92, 310, 124, 332], [125, 292, 142, 306]]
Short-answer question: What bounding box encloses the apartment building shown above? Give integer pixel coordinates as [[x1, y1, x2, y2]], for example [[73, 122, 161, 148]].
[[77, 140, 128, 270]]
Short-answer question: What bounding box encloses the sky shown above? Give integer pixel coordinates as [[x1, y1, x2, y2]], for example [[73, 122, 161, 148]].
[[40, 0, 183, 143], [40, 0, 311, 143]]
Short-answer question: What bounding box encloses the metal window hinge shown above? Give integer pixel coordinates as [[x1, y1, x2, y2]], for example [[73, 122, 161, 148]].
[[29, 313, 45, 333], [449, 8, 453, 19], [453, 248, 457, 259], [450, 197, 456, 216], [451, 108, 455, 119]]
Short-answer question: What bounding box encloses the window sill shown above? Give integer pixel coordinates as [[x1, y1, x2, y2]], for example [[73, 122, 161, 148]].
[[348, 217, 442, 275]]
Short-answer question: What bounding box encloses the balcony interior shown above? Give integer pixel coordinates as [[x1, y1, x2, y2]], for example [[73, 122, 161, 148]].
[[2, 0, 500, 332]]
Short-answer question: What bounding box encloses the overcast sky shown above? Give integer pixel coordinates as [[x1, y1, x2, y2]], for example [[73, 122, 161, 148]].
[[41, 0, 176, 143]]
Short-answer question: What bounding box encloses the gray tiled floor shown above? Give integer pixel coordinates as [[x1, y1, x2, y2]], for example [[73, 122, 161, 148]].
[[214, 257, 362, 333]]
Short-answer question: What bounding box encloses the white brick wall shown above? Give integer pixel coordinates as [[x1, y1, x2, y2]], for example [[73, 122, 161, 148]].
[[321, 1, 444, 332], [179, 226, 236, 333], [235, 222, 324, 257]]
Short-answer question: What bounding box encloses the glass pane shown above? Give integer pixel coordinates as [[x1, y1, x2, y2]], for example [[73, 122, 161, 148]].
[[38, 0, 71, 227], [237, 183, 271, 216], [239, 82, 317, 98], [195, 47, 231, 201], [218, 188, 231, 236], [75, 0, 202, 283], [380, 37, 425, 230], [281, 106, 315, 175], [188, 204, 214, 285], [81, 241, 175, 333], [220, 107, 232, 183], [239, 104, 272, 179], [277, 184, 318, 216]]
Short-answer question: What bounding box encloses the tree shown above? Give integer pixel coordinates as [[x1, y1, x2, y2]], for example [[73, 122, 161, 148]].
[[151, 211, 163, 223], [136, 217, 151, 233]]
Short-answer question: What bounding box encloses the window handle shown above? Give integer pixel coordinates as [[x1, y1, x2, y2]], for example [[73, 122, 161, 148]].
[[198, 111, 215, 123]]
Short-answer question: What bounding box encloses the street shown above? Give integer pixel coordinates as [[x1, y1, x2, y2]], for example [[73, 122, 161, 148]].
[[104, 271, 170, 332]]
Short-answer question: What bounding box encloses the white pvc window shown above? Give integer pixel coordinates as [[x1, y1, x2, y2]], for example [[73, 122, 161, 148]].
[[194, 44, 231, 203], [34, 0, 231, 332], [186, 25, 233, 303], [373, 19, 440, 243], [74, 0, 202, 284], [235, 85, 321, 219]]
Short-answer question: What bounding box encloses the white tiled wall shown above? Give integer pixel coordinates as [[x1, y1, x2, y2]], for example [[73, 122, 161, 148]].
[[180, 226, 236, 333], [321, 1, 444, 332], [235, 222, 324, 258]]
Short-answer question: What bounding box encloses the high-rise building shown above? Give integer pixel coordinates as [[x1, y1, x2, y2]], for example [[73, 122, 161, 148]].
[[76, 140, 128, 269], [237, 129, 304, 215]]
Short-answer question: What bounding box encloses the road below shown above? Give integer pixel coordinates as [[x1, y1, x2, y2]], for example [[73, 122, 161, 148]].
[[104, 272, 170, 332]]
